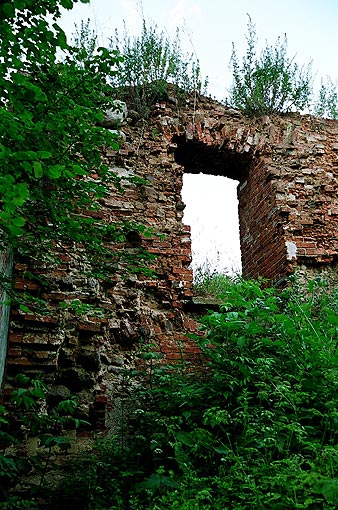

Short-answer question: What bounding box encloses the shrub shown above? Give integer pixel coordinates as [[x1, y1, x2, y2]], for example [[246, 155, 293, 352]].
[[69, 18, 99, 68], [229, 16, 313, 116], [135, 278, 338, 508], [150, 278, 338, 509], [0, 375, 86, 508], [49, 437, 146, 510], [49, 278, 338, 509], [314, 78, 338, 119], [109, 20, 207, 116]]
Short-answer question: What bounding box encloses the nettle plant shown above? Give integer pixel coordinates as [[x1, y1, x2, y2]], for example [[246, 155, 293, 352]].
[[109, 19, 208, 116], [49, 278, 338, 509], [135, 278, 338, 509], [0, 374, 87, 509], [229, 16, 313, 116]]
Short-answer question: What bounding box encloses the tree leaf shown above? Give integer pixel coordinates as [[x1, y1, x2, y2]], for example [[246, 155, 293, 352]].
[[33, 161, 43, 178], [1, 3, 15, 18], [47, 165, 63, 179], [37, 151, 52, 159], [12, 216, 26, 227], [60, 0, 73, 8]]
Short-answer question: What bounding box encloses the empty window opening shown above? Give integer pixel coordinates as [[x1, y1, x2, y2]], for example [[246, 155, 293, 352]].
[[182, 173, 241, 280]]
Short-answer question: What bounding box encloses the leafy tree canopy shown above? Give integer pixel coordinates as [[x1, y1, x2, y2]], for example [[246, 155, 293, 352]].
[[0, 0, 153, 292]]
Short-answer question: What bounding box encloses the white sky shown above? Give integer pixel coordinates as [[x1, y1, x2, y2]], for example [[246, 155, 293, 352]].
[[59, 0, 338, 276]]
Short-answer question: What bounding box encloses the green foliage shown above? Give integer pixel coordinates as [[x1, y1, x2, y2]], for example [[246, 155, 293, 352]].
[[314, 78, 338, 119], [109, 19, 207, 116], [70, 18, 99, 67], [49, 436, 152, 510], [193, 264, 237, 298], [229, 16, 312, 116], [0, 0, 154, 294], [51, 278, 338, 509], [0, 374, 87, 508], [159, 278, 338, 509], [60, 298, 104, 317]]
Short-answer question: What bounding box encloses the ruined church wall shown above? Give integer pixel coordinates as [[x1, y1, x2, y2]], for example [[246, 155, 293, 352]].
[[3, 94, 338, 431], [254, 115, 338, 282], [173, 100, 338, 283]]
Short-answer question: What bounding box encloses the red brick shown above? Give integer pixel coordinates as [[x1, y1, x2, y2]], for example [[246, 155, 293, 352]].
[[8, 333, 23, 343]]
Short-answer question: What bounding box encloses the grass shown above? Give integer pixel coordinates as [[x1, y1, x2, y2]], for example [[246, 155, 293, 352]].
[[193, 264, 239, 298]]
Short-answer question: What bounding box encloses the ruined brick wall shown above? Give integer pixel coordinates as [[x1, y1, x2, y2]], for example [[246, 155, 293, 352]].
[[3, 99, 201, 431], [173, 99, 338, 282], [3, 94, 338, 430]]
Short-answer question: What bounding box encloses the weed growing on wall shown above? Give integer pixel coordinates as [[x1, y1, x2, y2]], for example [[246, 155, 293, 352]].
[[314, 77, 338, 119], [193, 264, 236, 298], [229, 16, 313, 116], [109, 20, 208, 116], [46, 278, 338, 509], [69, 18, 99, 68]]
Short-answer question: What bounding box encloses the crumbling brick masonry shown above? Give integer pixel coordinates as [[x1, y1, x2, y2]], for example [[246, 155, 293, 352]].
[[2, 94, 338, 430]]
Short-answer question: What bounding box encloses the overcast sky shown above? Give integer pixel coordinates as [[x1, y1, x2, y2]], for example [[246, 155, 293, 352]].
[[61, 0, 338, 100], [59, 0, 338, 276]]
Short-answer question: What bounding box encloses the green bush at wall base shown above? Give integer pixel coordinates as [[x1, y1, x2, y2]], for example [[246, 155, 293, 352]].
[[46, 278, 338, 510]]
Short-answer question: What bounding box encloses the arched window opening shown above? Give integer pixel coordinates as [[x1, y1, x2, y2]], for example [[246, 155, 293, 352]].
[[182, 173, 241, 282]]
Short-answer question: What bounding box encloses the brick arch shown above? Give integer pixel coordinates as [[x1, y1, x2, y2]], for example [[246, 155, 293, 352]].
[[173, 136, 253, 180]]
